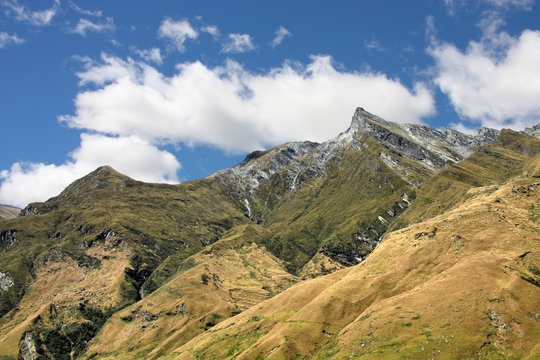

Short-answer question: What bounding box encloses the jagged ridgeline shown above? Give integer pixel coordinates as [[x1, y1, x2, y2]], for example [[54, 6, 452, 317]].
[[1, 108, 538, 360]]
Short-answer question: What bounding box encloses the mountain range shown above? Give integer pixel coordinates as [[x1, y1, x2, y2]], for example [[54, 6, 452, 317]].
[[0, 108, 539, 360]]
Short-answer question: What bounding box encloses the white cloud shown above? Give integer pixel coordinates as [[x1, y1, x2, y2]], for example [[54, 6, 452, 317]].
[[135, 48, 163, 65], [0, 134, 181, 207], [364, 39, 386, 52], [430, 16, 540, 130], [73, 54, 137, 86], [70, 17, 115, 36], [201, 25, 220, 38], [158, 18, 198, 52], [1, 54, 434, 207], [68, 0, 102, 17], [444, 0, 533, 15], [61, 54, 434, 154], [1, 0, 59, 26], [0, 31, 24, 48], [483, 0, 534, 9], [271, 26, 291, 47], [222, 33, 255, 53]]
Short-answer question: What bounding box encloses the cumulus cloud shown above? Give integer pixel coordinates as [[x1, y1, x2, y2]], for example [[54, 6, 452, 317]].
[[429, 15, 540, 130], [1, 0, 59, 26], [0, 31, 24, 48], [221, 33, 255, 53], [70, 17, 115, 36], [271, 26, 291, 47], [135, 47, 163, 65], [0, 54, 434, 206], [60, 54, 434, 153], [158, 18, 198, 52], [0, 134, 181, 207]]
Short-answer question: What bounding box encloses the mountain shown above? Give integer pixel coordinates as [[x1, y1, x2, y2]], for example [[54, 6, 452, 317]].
[[173, 129, 540, 359], [0, 108, 537, 360], [0, 205, 20, 221], [209, 108, 498, 272]]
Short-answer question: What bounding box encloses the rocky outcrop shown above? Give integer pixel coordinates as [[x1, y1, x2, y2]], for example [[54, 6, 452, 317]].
[[348, 107, 499, 171], [0, 229, 18, 250], [18, 331, 42, 360], [0, 271, 14, 294], [210, 107, 499, 193], [523, 123, 540, 137], [211, 141, 319, 192]]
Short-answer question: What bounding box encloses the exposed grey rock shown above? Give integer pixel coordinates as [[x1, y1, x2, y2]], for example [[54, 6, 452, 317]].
[[208, 107, 500, 266], [349, 108, 499, 171], [21, 205, 39, 217], [77, 224, 94, 236], [210, 107, 499, 194], [210, 140, 319, 192], [523, 123, 540, 137], [489, 311, 509, 329], [0, 229, 18, 250], [139, 287, 147, 299], [489, 311, 501, 321], [141, 310, 159, 322], [96, 229, 117, 241], [18, 331, 42, 360], [0, 271, 14, 294]]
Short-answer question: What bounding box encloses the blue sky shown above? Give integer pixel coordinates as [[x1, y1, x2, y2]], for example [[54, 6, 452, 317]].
[[1, 0, 540, 207]]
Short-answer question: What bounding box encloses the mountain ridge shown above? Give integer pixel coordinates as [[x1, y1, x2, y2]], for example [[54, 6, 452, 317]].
[[210, 107, 499, 197], [0, 108, 539, 360]]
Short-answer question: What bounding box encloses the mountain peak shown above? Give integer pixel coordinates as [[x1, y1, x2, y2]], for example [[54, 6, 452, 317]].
[[21, 166, 132, 216], [348, 107, 388, 133], [212, 108, 501, 197], [61, 166, 130, 195]]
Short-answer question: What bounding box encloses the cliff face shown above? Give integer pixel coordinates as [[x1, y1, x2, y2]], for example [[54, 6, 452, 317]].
[[1, 108, 536, 360]]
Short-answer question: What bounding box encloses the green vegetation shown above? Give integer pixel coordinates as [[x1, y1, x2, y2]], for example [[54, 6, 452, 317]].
[[252, 136, 418, 272], [2, 128, 540, 359], [528, 203, 540, 223], [392, 129, 540, 229]]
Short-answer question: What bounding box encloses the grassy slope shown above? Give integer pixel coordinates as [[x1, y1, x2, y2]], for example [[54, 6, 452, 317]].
[[0, 134, 427, 359], [0, 167, 249, 359], [2, 129, 534, 359], [390, 130, 536, 229], [79, 135, 425, 359], [0, 205, 20, 221], [84, 225, 297, 359], [164, 130, 540, 360], [254, 135, 423, 274]]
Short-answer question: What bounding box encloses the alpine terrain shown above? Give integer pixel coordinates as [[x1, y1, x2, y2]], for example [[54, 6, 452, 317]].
[[0, 108, 538, 360]]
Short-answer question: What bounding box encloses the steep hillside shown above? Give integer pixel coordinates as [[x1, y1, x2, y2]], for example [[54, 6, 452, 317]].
[[84, 225, 297, 359], [0, 108, 506, 359], [168, 130, 540, 359], [0, 167, 250, 359], [211, 108, 498, 273], [0, 205, 20, 221]]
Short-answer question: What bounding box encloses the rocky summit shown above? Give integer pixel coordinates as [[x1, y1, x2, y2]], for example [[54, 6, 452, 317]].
[[0, 108, 539, 360]]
